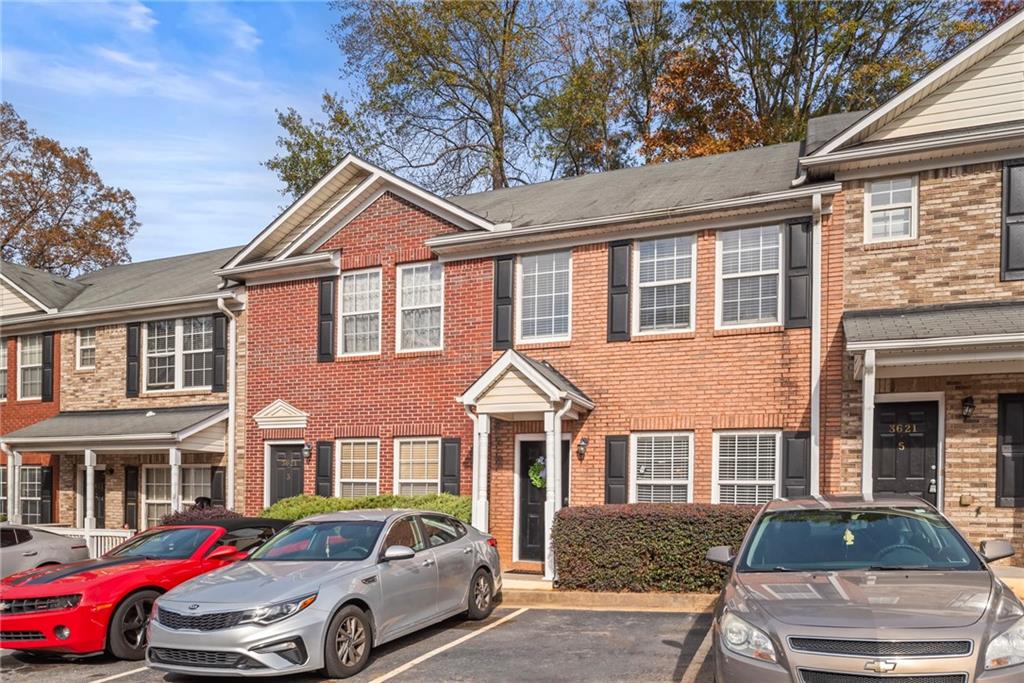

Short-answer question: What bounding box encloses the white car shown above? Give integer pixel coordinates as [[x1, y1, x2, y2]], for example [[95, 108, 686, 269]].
[[0, 525, 90, 577]]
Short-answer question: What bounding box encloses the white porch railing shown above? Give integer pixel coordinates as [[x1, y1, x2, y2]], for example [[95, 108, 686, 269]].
[[31, 525, 135, 558]]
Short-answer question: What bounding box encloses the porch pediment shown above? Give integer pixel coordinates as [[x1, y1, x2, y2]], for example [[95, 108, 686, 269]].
[[458, 350, 593, 421], [253, 399, 309, 429]]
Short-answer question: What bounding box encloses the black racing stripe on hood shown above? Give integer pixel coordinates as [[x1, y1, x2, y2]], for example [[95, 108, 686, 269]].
[[15, 557, 142, 585]]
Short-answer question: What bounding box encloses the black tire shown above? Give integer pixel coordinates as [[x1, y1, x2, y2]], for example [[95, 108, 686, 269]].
[[106, 589, 159, 660], [321, 604, 372, 679], [466, 568, 495, 620]]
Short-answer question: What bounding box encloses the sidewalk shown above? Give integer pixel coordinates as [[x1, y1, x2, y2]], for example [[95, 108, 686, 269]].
[[994, 565, 1024, 599]]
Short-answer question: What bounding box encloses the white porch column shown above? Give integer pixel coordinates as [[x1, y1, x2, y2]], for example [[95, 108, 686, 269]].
[[543, 409, 558, 580], [169, 447, 183, 511], [84, 449, 97, 530], [809, 192, 823, 496], [7, 449, 23, 524], [472, 414, 490, 533], [861, 349, 876, 498]]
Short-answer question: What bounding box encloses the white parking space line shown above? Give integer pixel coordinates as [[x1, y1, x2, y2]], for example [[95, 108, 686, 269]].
[[368, 607, 529, 683], [680, 625, 714, 683], [92, 666, 149, 683]]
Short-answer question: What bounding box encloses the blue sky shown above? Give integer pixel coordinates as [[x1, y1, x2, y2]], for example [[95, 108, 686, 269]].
[[3, 0, 345, 261]]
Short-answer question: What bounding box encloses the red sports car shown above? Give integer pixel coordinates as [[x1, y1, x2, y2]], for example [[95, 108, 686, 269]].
[[0, 518, 287, 660]]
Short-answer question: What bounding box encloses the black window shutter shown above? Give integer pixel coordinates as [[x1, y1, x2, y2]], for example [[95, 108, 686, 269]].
[[607, 241, 631, 342], [440, 438, 461, 495], [124, 465, 140, 529], [210, 466, 226, 508], [1003, 160, 1024, 281], [493, 256, 514, 350], [39, 466, 53, 524], [605, 436, 629, 503], [997, 394, 1024, 507], [126, 323, 141, 397], [40, 332, 54, 402], [316, 441, 333, 497], [317, 277, 336, 362], [212, 313, 227, 393], [785, 219, 812, 328], [781, 432, 811, 498]]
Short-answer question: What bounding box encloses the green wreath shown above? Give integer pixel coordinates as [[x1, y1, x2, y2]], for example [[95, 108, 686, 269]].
[[528, 457, 546, 489]]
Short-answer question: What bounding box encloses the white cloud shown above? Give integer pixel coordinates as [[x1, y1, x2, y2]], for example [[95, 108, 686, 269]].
[[191, 4, 263, 52], [31, 1, 158, 33]]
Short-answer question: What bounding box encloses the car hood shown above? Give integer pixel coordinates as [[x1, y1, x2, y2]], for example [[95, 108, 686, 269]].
[[162, 559, 370, 606], [2, 556, 181, 592], [737, 570, 993, 629]]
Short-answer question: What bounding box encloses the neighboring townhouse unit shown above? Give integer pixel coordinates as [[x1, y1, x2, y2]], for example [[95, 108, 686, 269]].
[[0, 247, 245, 535]]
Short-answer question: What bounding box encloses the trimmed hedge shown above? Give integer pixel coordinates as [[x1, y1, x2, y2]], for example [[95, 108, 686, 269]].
[[160, 505, 242, 526], [552, 503, 756, 593], [261, 494, 472, 523]]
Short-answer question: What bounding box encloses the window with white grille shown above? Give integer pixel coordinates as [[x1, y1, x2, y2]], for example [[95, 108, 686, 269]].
[[635, 236, 694, 333], [146, 320, 176, 390], [143, 465, 210, 529], [18, 335, 42, 399], [77, 328, 96, 369], [864, 177, 917, 242], [718, 226, 781, 326], [0, 465, 43, 522], [182, 317, 214, 388], [395, 438, 440, 496], [0, 338, 7, 400], [518, 251, 571, 341], [337, 440, 379, 498], [633, 433, 692, 503], [145, 316, 214, 391], [715, 432, 779, 505], [341, 269, 381, 355], [397, 263, 443, 351]]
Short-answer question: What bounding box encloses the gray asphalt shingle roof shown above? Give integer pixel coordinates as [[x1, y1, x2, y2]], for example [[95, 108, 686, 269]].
[[0, 261, 86, 310], [1, 404, 227, 441], [518, 351, 592, 403], [843, 301, 1024, 344], [804, 111, 868, 154]]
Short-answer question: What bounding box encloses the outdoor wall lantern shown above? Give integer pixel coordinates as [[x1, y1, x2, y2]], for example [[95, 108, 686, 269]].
[[961, 396, 975, 421], [576, 437, 589, 461], [302, 442, 313, 460]]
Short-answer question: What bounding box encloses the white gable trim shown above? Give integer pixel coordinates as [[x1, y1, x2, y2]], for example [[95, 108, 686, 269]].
[[253, 399, 309, 430], [275, 172, 382, 260], [457, 349, 594, 410], [0, 273, 55, 314], [808, 11, 1024, 158]]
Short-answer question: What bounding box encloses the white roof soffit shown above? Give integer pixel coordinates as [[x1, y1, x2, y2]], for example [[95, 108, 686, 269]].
[[807, 10, 1024, 160]]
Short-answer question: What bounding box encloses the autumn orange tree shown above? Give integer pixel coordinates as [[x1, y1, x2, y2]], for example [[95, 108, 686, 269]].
[[1, 103, 137, 276]]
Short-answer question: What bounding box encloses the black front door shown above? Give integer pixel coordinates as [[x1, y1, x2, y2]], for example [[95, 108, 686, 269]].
[[517, 440, 570, 562], [270, 446, 304, 504], [873, 401, 939, 505], [94, 470, 106, 528]]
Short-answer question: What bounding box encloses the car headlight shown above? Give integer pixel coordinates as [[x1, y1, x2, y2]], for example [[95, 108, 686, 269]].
[[720, 612, 778, 664], [239, 594, 317, 626], [986, 616, 1024, 670]]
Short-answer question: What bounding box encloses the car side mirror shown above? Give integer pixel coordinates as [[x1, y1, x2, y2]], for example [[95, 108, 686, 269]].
[[706, 545, 735, 566], [207, 545, 246, 562], [382, 545, 416, 562], [980, 539, 1015, 563]]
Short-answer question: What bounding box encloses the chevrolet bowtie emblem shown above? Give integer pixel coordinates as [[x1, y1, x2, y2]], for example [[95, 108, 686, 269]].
[[0, 602, 9, 612], [865, 660, 897, 674]]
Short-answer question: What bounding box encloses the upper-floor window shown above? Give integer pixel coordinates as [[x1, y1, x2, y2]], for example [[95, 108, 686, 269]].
[[397, 262, 443, 352], [144, 316, 213, 391], [518, 251, 571, 342], [17, 334, 42, 400], [0, 338, 7, 401], [77, 327, 96, 369], [632, 432, 693, 503], [864, 176, 917, 243], [394, 438, 441, 496], [718, 226, 781, 327], [634, 236, 695, 334], [340, 269, 381, 356], [713, 431, 780, 505]]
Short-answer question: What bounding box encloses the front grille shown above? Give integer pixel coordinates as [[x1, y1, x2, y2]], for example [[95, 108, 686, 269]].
[[158, 607, 245, 631], [149, 647, 264, 669], [790, 638, 972, 657], [801, 671, 967, 683], [1, 630, 45, 641], [0, 595, 81, 615]]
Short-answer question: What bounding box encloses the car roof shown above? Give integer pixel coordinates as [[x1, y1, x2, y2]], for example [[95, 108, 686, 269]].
[[300, 509, 449, 524], [162, 517, 290, 531], [763, 494, 937, 512]]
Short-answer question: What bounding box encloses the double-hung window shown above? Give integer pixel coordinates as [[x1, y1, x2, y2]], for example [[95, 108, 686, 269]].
[[714, 431, 780, 505], [0, 338, 7, 400], [0, 467, 6, 517], [0, 465, 44, 523], [864, 176, 917, 243], [17, 335, 42, 400], [337, 440, 380, 498], [394, 438, 441, 496], [397, 263, 443, 351], [634, 236, 695, 333], [341, 269, 381, 355], [77, 328, 97, 369], [518, 251, 571, 342], [632, 433, 693, 503], [718, 226, 781, 327], [145, 316, 213, 391], [142, 465, 210, 529], [182, 317, 214, 387]]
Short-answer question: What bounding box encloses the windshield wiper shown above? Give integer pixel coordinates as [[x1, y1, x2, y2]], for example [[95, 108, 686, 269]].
[[770, 566, 802, 572], [865, 565, 945, 571]]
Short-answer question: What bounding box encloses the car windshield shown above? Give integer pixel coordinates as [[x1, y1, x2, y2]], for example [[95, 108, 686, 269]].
[[249, 521, 385, 562], [738, 507, 983, 572], [107, 527, 214, 560]]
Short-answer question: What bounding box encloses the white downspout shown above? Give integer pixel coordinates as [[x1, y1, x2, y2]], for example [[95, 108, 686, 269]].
[[809, 192, 823, 496], [544, 399, 574, 581], [217, 296, 238, 510]]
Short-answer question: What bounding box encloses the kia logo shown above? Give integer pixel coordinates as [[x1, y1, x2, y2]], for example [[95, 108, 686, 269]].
[[864, 660, 897, 674], [188, 604, 200, 611]]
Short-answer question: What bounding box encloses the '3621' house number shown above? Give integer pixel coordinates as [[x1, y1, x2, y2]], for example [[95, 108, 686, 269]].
[[888, 423, 919, 451]]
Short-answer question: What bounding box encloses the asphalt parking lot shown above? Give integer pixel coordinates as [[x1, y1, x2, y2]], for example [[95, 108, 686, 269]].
[[0, 608, 714, 683]]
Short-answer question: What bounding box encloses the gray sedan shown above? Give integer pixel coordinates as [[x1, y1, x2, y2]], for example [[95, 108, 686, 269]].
[[1, 524, 89, 577], [147, 509, 501, 678]]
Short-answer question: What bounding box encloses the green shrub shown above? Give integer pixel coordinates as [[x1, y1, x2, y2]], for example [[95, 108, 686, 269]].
[[261, 493, 472, 523], [552, 503, 756, 593], [160, 505, 242, 526]]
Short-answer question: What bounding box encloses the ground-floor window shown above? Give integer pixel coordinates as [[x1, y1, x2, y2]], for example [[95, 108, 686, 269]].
[[0, 466, 45, 524], [142, 465, 211, 528], [714, 431, 780, 505], [337, 440, 380, 498], [394, 438, 441, 496], [631, 433, 693, 503]]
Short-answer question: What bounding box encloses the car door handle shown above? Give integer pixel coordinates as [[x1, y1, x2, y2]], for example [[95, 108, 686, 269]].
[[21, 551, 37, 557], [422, 558, 435, 567], [462, 547, 473, 554]]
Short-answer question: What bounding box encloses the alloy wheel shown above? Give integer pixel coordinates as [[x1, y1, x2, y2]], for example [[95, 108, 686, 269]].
[[474, 574, 491, 612], [335, 615, 367, 667], [122, 598, 154, 649]]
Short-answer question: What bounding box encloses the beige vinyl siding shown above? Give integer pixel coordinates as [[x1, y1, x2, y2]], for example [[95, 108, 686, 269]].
[[178, 423, 227, 453], [0, 282, 39, 316], [475, 368, 551, 412], [870, 32, 1024, 141]]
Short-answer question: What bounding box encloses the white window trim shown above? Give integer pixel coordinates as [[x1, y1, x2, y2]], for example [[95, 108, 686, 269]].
[[335, 438, 381, 498], [16, 334, 42, 401], [338, 267, 382, 357], [0, 337, 7, 402], [395, 262, 445, 353], [714, 226, 784, 330], [628, 432, 694, 503], [863, 175, 918, 244], [76, 328, 97, 370], [392, 437, 442, 495], [141, 464, 210, 530], [2, 464, 42, 523], [711, 430, 782, 504], [515, 250, 573, 344], [142, 317, 213, 393], [631, 236, 697, 336]]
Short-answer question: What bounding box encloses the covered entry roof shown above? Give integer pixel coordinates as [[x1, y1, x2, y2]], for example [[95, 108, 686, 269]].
[[844, 300, 1024, 348], [458, 350, 593, 419]]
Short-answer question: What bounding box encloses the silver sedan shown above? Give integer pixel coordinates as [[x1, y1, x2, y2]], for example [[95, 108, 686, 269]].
[[1, 524, 89, 577], [146, 509, 501, 678]]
